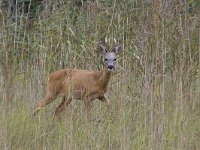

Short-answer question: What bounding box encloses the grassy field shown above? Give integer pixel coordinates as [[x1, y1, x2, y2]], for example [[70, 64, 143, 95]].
[[3, 68, 200, 150], [1, 0, 200, 150]]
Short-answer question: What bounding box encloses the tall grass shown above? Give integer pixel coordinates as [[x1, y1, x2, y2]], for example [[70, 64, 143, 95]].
[[1, 0, 200, 149]]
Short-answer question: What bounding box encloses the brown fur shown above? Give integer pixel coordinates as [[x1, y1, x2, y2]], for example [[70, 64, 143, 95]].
[[32, 69, 111, 121]]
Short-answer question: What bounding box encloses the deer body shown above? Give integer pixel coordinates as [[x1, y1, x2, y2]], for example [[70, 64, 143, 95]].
[[32, 45, 122, 121], [48, 69, 111, 100]]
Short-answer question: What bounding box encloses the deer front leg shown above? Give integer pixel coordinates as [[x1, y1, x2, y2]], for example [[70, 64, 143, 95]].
[[99, 95, 110, 109], [84, 99, 92, 122], [96, 95, 110, 120]]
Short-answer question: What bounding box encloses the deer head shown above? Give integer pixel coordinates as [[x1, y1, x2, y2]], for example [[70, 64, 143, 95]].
[[99, 45, 122, 71]]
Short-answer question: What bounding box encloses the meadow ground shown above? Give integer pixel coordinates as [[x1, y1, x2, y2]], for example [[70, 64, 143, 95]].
[[1, 68, 200, 150]]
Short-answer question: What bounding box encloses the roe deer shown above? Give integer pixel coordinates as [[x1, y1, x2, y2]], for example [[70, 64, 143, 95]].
[[32, 45, 122, 121]]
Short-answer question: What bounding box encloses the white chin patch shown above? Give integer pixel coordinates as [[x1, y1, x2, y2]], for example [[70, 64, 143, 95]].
[[108, 68, 114, 71]]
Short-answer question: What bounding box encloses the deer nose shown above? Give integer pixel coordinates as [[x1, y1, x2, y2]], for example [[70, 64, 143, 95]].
[[108, 65, 114, 69]]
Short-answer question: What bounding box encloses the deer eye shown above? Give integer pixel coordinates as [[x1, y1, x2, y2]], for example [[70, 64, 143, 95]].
[[104, 58, 108, 61]]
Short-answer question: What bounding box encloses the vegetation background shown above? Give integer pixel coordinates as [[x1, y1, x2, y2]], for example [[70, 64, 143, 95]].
[[1, 0, 200, 149]]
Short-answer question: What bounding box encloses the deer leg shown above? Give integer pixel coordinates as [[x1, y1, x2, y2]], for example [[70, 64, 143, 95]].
[[54, 96, 72, 119], [32, 93, 56, 116], [54, 96, 66, 115], [84, 100, 92, 122], [97, 95, 110, 120], [99, 95, 110, 108]]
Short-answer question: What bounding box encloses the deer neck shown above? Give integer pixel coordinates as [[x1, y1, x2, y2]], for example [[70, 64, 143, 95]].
[[98, 70, 111, 89]]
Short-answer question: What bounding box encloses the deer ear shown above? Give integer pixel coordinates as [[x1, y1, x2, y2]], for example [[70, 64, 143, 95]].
[[98, 45, 107, 54], [111, 45, 122, 53]]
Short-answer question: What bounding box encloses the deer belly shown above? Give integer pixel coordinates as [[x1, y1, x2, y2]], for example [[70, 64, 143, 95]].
[[71, 89, 85, 99]]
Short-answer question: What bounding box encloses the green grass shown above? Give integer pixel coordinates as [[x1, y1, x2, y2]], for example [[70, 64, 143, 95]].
[[1, 0, 200, 149], [0, 73, 199, 149]]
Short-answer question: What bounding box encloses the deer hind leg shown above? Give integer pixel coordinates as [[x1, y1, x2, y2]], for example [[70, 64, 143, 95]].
[[32, 92, 56, 116], [54, 96, 72, 119]]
